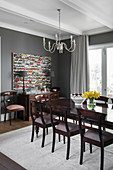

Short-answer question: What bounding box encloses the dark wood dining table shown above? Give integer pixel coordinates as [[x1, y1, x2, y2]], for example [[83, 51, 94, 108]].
[[31, 98, 113, 130], [46, 98, 113, 130]]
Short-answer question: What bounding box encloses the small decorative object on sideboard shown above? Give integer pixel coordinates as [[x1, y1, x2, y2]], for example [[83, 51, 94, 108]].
[[71, 93, 85, 105], [82, 91, 100, 110]]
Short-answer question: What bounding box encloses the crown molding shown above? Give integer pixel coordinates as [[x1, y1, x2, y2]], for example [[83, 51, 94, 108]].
[[0, 21, 55, 39], [60, 0, 113, 29]]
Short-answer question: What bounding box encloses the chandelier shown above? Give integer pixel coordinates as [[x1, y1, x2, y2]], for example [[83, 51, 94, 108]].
[[43, 9, 76, 53]]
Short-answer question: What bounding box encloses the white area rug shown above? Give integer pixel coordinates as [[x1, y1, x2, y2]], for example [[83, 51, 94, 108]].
[[0, 126, 113, 170]]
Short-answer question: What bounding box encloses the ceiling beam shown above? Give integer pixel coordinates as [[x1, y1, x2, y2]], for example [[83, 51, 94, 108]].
[[60, 0, 113, 29], [0, 1, 82, 36]]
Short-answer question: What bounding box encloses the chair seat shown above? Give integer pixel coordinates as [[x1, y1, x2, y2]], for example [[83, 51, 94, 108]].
[[7, 104, 24, 111], [84, 130, 113, 144], [35, 115, 58, 126], [56, 122, 80, 133]]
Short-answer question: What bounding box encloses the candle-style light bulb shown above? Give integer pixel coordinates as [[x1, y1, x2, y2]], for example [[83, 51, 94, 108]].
[[55, 34, 58, 41], [48, 41, 51, 49], [43, 38, 45, 45], [73, 39, 75, 43], [70, 35, 73, 42]]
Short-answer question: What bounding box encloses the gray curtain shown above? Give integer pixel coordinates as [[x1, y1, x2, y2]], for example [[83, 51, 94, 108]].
[[70, 35, 89, 94]]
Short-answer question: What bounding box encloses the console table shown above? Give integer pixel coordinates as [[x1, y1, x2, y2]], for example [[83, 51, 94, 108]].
[[17, 91, 59, 121]]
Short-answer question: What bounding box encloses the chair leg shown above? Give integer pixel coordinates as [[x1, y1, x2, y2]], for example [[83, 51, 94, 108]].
[[14, 111, 16, 120], [63, 136, 65, 144], [9, 112, 11, 125], [83, 142, 85, 152], [90, 144, 92, 153], [23, 110, 25, 120], [42, 128, 45, 148], [58, 134, 60, 142], [58, 116, 60, 142], [66, 137, 70, 160], [46, 128, 48, 135], [36, 126, 39, 138], [31, 124, 34, 142], [100, 146, 104, 170], [4, 109, 6, 122], [80, 138, 84, 165], [52, 129, 55, 153]]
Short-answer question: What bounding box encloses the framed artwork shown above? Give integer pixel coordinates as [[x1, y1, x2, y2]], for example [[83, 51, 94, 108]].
[[12, 53, 51, 93]]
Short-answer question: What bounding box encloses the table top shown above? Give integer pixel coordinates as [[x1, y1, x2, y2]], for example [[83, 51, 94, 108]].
[[47, 99, 113, 129], [31, 98, 113, 129]]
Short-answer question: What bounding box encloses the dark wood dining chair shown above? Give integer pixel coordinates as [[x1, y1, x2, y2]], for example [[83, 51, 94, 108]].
[[83, 95, 108, 107], [2, 91, 25, 125], [50, 105, 80, 160], [49, 91, 60, 100], [77, 108, 113, 170], [30, 101, 58, 147], [95, 96, 109, 107]]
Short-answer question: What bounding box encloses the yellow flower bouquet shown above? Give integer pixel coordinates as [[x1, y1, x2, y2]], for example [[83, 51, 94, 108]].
[[82, 91, 100, 109]]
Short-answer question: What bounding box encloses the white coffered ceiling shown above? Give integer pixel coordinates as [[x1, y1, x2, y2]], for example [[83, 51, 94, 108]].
[[0, 0, 113, 39]]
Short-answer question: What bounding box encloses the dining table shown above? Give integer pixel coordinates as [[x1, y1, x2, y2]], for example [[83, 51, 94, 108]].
[[46, 98, 113, 130], [30, 98, 113, 130]]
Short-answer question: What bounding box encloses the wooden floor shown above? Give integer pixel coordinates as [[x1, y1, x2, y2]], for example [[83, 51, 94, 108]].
[[0, 119, 32, 134]]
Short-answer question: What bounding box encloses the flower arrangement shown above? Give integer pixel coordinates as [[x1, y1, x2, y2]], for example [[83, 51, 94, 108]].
[[82, 91, 100, 109], [82, 91, 100, 99]]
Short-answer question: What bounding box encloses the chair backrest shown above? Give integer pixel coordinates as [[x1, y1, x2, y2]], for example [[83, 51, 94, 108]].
[[50, 104, 70, 132], [2, 91, 17, 108], [49, 91, 60, 101], [77, 108, 107, 142], [83, 96, 109, 107], [95, 96, 108, 107], [30, 100, 48, 124], [35, 93, 49, 103]]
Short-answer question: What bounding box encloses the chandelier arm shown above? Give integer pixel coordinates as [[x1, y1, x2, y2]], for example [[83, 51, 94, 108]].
[[62, 41, 75, 51], [43, 42, 56, 52], [49, 44, 57, 53], [63, 42, 76, 52]]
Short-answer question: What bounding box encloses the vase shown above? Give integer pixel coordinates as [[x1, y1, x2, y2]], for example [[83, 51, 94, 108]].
[[87, 98, 96, 110]]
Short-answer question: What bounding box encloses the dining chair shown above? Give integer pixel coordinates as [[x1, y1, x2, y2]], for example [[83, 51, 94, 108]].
[[49, 91, 60, 100], [2, 91, 25, 125], [30, 101, 58, 147], [83, 95, 108, 107], [49, 91, 67, 142], [50, 105, 80, 160], [95, 96, 109, 107], [77, 108, 113, 170]]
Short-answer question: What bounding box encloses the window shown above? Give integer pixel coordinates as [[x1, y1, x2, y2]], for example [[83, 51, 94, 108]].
[[89, 44, 113, 97], [89, 49, 102, 93]]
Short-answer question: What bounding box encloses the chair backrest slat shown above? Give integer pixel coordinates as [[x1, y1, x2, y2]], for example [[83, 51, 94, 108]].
[[2, 91, 17, 107], [30, 100, 48, 124], [77, 108, 107, 143], [50, 105, 70, 132]]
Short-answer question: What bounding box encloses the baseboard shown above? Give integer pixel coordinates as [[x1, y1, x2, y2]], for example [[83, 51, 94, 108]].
[[1, 113, 15, 122]]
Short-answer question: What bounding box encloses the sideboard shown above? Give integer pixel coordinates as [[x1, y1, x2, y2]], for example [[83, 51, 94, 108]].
[[17, 91, 59, 120]]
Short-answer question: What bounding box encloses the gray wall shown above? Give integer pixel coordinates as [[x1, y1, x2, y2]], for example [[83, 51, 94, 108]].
[[1, 28, 112, 102], [57, 40, 71, 99], [89, 31, 113, 45], [0, 27, 59, 92]]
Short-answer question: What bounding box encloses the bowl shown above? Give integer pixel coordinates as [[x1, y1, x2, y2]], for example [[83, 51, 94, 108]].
[[71, 96, 85, 105]]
